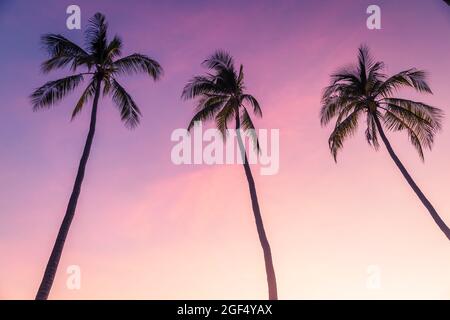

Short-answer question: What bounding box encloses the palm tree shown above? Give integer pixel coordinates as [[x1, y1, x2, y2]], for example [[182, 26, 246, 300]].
[[181, 51, 278, 300], [321, 45, 449, 240], [31, 12, 162, 300]]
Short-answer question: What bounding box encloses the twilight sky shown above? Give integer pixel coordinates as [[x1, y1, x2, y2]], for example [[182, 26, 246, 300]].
[[1, 0, 449, 299]]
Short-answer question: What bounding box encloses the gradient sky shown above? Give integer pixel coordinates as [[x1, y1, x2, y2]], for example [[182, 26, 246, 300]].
[[1, 0, 450, 299]]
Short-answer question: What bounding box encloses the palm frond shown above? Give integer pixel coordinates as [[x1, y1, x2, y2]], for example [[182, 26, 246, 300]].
[[377, 69, 432, 97], [215, 101, 235, 137], [104, 35, 122, 63], [40, 34, 91, 73], [110, 78, 141, 129], [367, 61, 386, 93], [320, 94, 356, 126], [72, 79, 97, 119], [383, 98, 443, 130], [200, 51, 238, 95], [383, 111, 428, 160], [187, 95, 227, 131], [102, 76, 112, 96], [328, 110, 360, 161], [31, 74, 84, 110], [202, 50, 234, 71], [365, 112, 380, 149], [113, 53, 163, 79], [368, 61, 385, 80], [357, 45, 388, 96], [181, 76, 218, 100], [85, 12, 108, 59], [237, 64, 244, 86], [242, 94, 262, 117], [357, 45, 371, 85], [241, 107, 260, 152], [381, 100, 441, 159], [329, 67, 360, 87], [320, 96, 340, 126]]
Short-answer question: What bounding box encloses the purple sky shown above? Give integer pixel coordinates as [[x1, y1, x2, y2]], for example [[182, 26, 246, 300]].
[[1, 0, 450, 299]]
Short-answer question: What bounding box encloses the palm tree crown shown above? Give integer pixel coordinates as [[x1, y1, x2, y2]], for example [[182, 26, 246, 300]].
[[31, 12, 162, 128], [321, 45, 443, 161], [181, 50, 262, 144]]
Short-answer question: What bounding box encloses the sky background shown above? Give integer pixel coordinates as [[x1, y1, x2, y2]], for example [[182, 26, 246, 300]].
[[1, 0, 450, 299]]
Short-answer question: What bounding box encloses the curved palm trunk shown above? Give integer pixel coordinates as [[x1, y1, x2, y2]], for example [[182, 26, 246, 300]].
[[235, 111, 278, 300], [35, 77, 102, 300], [374, 116, 450, 240]]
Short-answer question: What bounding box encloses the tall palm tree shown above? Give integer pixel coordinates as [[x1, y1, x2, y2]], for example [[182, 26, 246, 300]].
[[321, 45, 449, 240], [31, 12, 162, 300], [181, 51, 278, 300]]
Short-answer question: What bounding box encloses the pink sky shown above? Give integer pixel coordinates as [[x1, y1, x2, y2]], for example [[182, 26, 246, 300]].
[[0, 0, 449, 299]]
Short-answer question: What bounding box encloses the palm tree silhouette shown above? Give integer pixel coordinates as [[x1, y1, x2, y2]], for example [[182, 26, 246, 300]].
[[321, 45, 449, 240], [31, 12, 162, 300], [182, 51, 278, 300]]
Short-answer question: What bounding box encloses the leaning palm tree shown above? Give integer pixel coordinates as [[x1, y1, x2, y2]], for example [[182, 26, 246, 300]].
[[181, 51, 278, 299], [31, 12, 162, 300], [321, 45, 449, 240]]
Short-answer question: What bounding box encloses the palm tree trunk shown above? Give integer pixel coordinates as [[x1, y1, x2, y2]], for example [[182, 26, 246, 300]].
[[374, 116, 450, 240], [235, 111, 278, 300], [35, 77, 102, 300]]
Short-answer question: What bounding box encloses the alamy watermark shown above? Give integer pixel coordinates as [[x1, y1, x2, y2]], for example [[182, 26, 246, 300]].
[[366, 265, 381, 289], [66, 5, 81, 30], [366, 5, 381, 30], [66, 265, 81, 290], [170, 122, 280, 175]]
